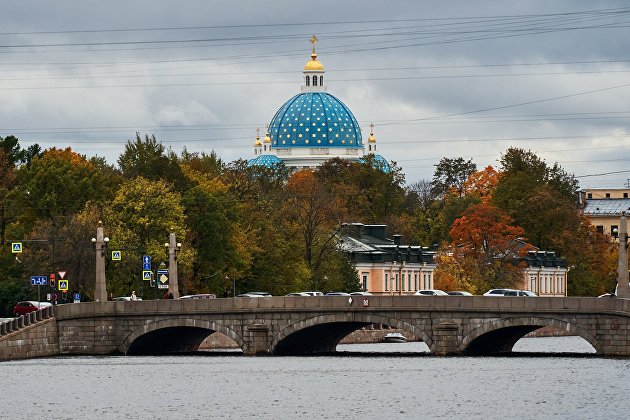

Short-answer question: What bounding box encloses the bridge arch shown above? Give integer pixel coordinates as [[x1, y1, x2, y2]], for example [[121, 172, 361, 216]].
[[271, 313, 431, 355], [461, 316, 602, 355], [121, 318, 244, 355]]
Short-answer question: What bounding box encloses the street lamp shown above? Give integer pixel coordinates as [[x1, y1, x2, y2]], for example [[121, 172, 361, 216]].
[[614, 211, 629, 298], [164, 233, 182, 299]]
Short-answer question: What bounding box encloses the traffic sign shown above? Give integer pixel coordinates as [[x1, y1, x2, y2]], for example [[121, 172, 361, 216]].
[[73, 293, 81, 303], [157, 269, 169, 289], [58, 280, 69, 291], [12, 242, 22, 253], [112, 251, 122, 261], [58, 271, 66, 279], [30, 275, 47, 286], [142, 270, 153, 280], [143, 255, 151, 270]]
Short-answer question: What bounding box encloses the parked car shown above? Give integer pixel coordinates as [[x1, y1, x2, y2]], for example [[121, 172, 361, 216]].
[[180, 294, 216, 299], [482, 288, 517, 296], [504, 290, 537, 297], [12, 301, 52, 317], [325, 292, 351, 296], [350, 291, 373, 296], [597, 293, 615, 298], [302, 291, 324, 296], [112, 296, 143, 301], [286, 292, 313, 297], [414, 289, 449, 296], [237, 292, 272, 297], [447, 291, 473, 296]]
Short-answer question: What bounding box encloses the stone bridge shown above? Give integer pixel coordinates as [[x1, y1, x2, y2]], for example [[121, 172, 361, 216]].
[[1, 295, 629, 361]]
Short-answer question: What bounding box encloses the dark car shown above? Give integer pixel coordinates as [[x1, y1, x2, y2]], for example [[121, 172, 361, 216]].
[[13, 301, 52, 317]]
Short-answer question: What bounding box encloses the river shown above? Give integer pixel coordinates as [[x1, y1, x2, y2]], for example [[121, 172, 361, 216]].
[[2, 337, 628, 419]]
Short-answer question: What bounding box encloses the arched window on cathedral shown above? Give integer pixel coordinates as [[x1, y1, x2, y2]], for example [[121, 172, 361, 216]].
[[320, 75, 323, 85], [305, 76, 310, 86], [313, 76, 318, 86]]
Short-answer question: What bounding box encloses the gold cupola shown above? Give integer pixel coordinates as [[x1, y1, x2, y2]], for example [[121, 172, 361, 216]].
[[367, 123, 377, 153], [302, 35, 326, 92]]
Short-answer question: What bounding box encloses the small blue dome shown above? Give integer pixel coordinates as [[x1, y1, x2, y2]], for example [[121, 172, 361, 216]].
[[360, 154, 392, 173], [269, 92, 362, 149], [247, 154, 283, 168]]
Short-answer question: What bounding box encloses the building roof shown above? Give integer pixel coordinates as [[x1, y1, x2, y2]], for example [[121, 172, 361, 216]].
[[247, 154, 283, 168], [583, 198, 630, 215]]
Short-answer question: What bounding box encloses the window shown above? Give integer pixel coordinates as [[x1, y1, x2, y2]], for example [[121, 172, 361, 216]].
[[362, 273, 368, 291], [385, 273, 389, 291], [414, 273, 418, 290], [313, 76, 318, 86], [529, 275, 536, 292], [612, 225, 619, 237], [319, 75, 323, 85], [423, 273, 427, 289], [408, 273, 412, 291], [587, 193, 592, 199], [395, 273, 399, 291], [625, 193, 629, 198], [596, 225, 604, 234], [606, 193, 611, 198], [557, 276, 563, 294], [305, 76, 310, 86], [401, 273, 405, 291]]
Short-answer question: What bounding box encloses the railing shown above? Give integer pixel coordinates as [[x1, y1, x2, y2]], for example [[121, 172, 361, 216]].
[[0, 306, 54, 337]]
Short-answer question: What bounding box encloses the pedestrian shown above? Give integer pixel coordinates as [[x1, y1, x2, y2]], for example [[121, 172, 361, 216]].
[[130, 290, 137, 301], [163, 291, 169, 299], [167, 291, 174, 299]]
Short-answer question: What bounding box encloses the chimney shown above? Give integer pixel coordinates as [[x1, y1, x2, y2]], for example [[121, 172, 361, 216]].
[[393, 234, 402, 245]]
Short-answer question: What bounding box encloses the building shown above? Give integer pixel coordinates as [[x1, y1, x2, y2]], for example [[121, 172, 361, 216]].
[[340, 223, 437, 295], [580, 188, 630, 238], [249, 36, 390, 172], [341, 223, 569, 296]]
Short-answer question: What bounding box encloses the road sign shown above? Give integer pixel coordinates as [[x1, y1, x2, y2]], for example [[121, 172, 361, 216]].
[[58, 280, 69, 291], [142, 270, 153, 280], [143, 255, 151, 270], [112, 250, 122, 261], [157, 269, 169, 289], [30, 275, 47, 286], [73, 293, 81, 303], [12, 242, 22, 253], [58, 271, 66, 279]]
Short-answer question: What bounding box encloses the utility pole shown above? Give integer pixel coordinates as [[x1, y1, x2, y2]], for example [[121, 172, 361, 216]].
[[92, 221, 109, 302], [166, 232, 181, 299], [616, 212, 630, 298]]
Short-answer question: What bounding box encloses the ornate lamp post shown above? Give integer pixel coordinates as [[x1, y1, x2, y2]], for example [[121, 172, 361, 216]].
[[615, 212, 629, 298], [164, 232, 181, 299], [91, 221, 109, 302]]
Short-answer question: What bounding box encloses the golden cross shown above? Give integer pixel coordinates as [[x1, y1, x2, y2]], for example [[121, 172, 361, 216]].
[[310, 34, 318, 53], [256, 127, 260, 138], [370, 122, 374, 133]]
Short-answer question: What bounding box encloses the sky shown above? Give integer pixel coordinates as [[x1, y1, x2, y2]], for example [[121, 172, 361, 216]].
[[2, 1, 630, 189]]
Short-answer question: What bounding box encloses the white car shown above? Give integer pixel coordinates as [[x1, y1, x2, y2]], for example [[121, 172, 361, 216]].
[[447, 291, 473, 296], [414, 289, 449, 296], [350, 291, 373, 296], [504, 290, 537, 297], [483, 288, 518, 296]]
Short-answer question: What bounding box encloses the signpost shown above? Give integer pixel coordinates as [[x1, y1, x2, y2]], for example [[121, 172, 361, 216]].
[[30, 275, 47, 306]]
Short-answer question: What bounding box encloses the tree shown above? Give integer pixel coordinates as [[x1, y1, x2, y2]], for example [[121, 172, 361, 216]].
[[462, 165, 501, 203], [431, 157, 477, 198], [441, 203, 532, 293], [104, 177, 191, 298]]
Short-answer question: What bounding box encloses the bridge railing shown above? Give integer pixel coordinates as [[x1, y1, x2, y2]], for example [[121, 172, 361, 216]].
[[0, 306, 55, 338]]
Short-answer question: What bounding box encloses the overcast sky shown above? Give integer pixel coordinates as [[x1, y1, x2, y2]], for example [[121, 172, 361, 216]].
[[2, 1, 630, 189]]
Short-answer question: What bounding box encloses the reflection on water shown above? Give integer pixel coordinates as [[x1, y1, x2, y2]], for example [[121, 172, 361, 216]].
[[1, 337, 625, 420]]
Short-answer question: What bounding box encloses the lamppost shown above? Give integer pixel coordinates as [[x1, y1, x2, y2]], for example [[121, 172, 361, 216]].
[[614, 211, 629, 298], [164, 232, 181, 299], [91, 221, 109, 302]]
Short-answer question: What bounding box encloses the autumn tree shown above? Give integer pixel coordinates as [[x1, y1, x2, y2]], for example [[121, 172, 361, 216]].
[[440, 203, 532, 293], [431, 157, 477, 198], [462, 165, 501, 203]]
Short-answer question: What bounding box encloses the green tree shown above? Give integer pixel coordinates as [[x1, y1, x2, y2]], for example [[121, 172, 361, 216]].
[[431, 157, 477, 198]]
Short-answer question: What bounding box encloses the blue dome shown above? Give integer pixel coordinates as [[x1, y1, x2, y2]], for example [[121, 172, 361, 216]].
[[360, 154, 392, 173], [247, 154, 283, 168], [269, 92, 362, 149]]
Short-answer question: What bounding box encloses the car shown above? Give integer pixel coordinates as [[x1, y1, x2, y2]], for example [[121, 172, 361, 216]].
[[179, 294, 216, 299], [112, 296, 143, 301], [325, 292, 351, 296], [236, 292, 272, 297], [12, 301, 52, 317], [350, 291, 373, 296], [414, 289, 449, 296], [302, 291, 324, 296], [482, 288, 518, 296], [286, 292, 313, 297], [504, 290, 537, 297], [597, 293, 615, 298], [447, 291, 473, 296]]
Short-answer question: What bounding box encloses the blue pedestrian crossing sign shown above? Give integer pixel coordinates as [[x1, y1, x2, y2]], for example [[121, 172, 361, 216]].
[[112, 251, 122, 261], [58, 280, 69, 291], [12, 242, 22, 253], [142, 270, 153, 281]]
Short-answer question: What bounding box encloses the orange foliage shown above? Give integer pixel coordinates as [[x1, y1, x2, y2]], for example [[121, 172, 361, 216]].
[[462, 165, 501, 203], [43, 147, 92, 169]]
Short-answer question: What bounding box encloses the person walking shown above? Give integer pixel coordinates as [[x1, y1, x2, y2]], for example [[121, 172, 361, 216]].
[[130, 290, 137, 301]]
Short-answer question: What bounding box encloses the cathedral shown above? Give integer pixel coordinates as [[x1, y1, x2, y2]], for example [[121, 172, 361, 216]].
[[248, 36, 390, 172]]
